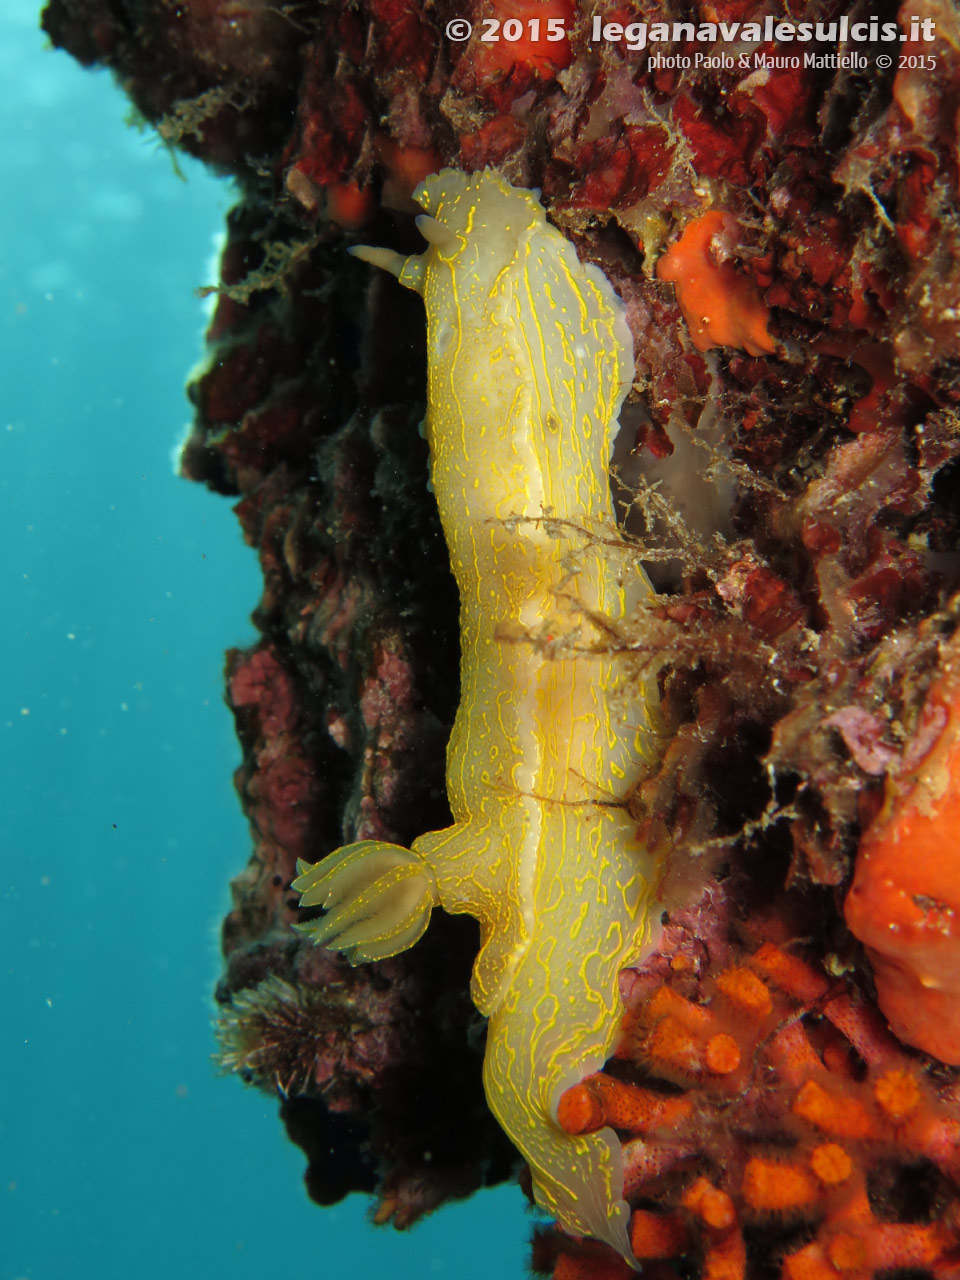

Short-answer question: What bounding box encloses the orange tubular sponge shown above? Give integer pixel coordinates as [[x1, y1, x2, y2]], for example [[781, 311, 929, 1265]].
[[656, 210, 777, 357], [844, 660, 960, 1064], [741, 1157, 819, 1213], [628, 1209, 689, 1259], [556, 1081, 605, 1135]]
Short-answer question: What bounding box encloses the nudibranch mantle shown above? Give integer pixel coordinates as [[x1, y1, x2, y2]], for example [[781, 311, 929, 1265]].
[[293, 168, 663, 1263]]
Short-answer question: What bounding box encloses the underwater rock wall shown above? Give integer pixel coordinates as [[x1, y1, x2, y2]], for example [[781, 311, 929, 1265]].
[[41, 0, 960, 1272]]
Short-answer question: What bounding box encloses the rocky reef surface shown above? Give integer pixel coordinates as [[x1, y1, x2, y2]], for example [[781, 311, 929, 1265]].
[[41, 0, 960, 1273]]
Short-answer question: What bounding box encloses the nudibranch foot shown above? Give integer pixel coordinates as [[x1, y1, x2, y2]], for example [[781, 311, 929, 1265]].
[[292, 843, 439, 963]]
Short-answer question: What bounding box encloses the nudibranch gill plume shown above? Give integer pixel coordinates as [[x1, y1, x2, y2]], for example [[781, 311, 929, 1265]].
[[292, 168, 663, 1263]]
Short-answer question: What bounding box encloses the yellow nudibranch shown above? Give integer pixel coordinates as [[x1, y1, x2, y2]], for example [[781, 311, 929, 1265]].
[[293, 168, 662, 1263]]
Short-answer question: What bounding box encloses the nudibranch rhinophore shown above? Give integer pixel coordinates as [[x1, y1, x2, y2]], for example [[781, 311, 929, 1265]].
[[293, 168, 663, 1263]]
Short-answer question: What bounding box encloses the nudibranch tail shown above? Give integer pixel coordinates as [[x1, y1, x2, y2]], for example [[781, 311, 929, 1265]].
[[485, 1038, 635, 1258], [298, 169, 663, 1268]]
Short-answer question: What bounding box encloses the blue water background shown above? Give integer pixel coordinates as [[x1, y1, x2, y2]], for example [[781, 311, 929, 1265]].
[[0, 5, 528, 1275]]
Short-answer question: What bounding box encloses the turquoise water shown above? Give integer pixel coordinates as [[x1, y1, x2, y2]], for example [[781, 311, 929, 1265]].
[[0, 4, 528, 1276]]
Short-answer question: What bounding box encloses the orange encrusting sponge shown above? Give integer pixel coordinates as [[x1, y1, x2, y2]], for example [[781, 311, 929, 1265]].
[[656, 210, 777, 357], [844, 660, 960, 1064]]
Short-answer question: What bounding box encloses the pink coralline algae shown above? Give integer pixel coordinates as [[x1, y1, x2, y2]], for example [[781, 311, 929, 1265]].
[[41, 0, 960, 1272]]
